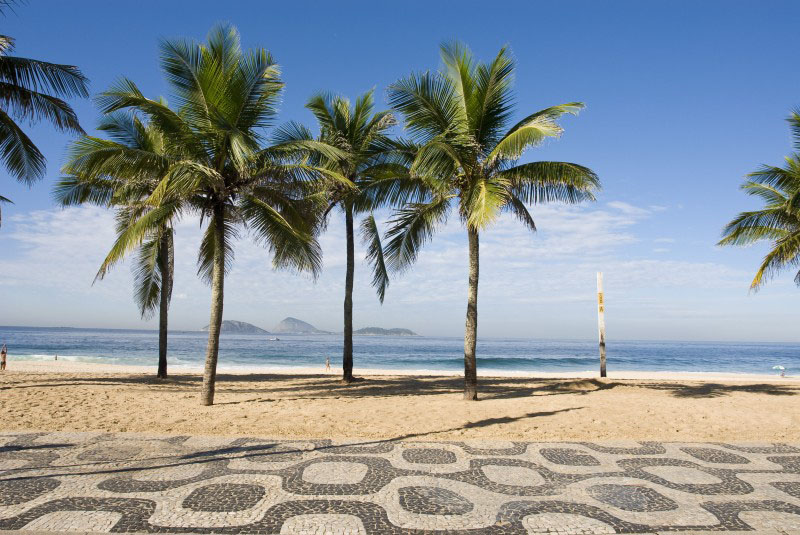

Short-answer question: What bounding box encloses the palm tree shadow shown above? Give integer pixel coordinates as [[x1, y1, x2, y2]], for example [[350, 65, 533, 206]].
[[636, 381, 799, 398], [3, 372, 798, 401], [0, 407, 583, 481]]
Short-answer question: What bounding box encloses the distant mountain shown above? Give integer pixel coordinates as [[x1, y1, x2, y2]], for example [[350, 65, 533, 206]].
[[354, 327, 418, 336], [273, 317, 329, 334], [201, 320, 269, 334]]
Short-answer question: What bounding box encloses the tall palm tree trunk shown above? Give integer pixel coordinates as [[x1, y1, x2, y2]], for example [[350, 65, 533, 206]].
[[156, 231, 173, 379], [201, 212, 225, 406], [464, 228, 479, 400], [342, 205, 355, 383]]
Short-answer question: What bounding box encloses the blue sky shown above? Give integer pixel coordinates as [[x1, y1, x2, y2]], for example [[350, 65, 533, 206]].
[[2, 0, 800, 341]]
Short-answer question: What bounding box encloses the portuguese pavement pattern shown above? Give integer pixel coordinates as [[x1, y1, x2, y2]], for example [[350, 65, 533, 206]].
[[1, 432, 800, 534]]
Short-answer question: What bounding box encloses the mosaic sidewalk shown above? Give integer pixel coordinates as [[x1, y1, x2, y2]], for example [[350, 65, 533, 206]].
[[1, 432, 800, 534]]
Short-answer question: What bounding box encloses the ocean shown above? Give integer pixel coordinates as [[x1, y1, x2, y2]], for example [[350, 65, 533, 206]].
[[0, 326, 797, 375]]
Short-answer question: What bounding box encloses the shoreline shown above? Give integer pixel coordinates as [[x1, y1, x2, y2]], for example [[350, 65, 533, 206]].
[[3, 359, 797, 382]]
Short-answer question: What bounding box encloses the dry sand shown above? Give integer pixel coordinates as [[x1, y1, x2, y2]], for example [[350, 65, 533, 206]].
[[1, 361, 798, 442]]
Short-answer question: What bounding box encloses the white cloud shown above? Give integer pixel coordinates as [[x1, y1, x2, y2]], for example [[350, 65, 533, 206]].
[[606, 200, 651, 216], [0, 201, 773, 339]]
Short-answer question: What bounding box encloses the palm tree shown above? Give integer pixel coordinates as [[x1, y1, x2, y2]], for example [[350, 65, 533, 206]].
[[92, 24, 324, 405], [0, 15, 88, 225], [55, 112, 177, 378], [386, 42, 600, 400], [719, 110, 800, 289], [274, 90, 404, 382]]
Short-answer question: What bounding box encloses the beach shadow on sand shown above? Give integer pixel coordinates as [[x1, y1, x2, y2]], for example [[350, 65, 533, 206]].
[[3, 372, 798, 400], [0, 407, 585, 482]]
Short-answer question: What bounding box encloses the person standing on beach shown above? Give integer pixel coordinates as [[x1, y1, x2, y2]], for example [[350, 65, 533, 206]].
[[1, 344, 7, 371], [325, 356, 331, 373]]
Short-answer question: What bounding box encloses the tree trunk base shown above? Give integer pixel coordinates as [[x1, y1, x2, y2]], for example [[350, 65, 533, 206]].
[[341, 375, 356, 384], [463, 386, 478, 401]]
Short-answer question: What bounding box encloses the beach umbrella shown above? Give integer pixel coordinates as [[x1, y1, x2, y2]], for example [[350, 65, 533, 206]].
[[773, 365, 786, 376]]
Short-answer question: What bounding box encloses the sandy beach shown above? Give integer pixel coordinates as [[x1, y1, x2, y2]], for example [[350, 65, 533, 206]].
[[1, 361, 798, 442]]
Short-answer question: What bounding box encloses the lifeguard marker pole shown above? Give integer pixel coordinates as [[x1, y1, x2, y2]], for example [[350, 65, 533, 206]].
[[597, 272, 607, 377]]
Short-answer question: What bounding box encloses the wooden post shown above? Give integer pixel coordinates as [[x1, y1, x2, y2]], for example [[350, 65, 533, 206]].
[[597, 272, 607, 378]]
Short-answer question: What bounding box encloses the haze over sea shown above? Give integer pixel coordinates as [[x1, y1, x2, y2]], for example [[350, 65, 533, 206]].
[[1, 326, 797, 376]]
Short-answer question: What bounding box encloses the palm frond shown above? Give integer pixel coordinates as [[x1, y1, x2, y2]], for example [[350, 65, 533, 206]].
[[0, 83, 84, 134], [96, 202, 180, 281], [462, 176, 509, 230], [504, 194, 536, 232], [749, 232, 800, 290], [53, 174, 117, 206], [0, 55, 88, 99], [500, 161, 599, 204], [271, 121, 349, 162], [133, 235, 162, 319], [439, 40, 475, 128], [240, 194, 321, 277], [196, 208, 238, 284], [746, 163, 800, 193], [63, 136, 170, 184], [719, 209, 796, 247], [387, 71, 459, 142], [359, 214, 389, 302], [740, 180, 788, 206], [96, 111, 149, 147], [473, 46, 514, 147], [385, 195, 452, 272], [488, 102, 584, 162], [789, 109, 800, 152], [96, 78, 202, 155], [355, 164, 433, 211], [0, 108, 44, 183], [411, 138, 463, 179]]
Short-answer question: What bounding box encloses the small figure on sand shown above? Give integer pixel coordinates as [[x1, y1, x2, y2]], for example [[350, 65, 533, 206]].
[[325, 356, 331, 373], [1, 344, 7, 371]]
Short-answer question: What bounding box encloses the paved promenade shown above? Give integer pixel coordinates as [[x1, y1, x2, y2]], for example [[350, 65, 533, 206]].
[[1, 432, 800, 534]]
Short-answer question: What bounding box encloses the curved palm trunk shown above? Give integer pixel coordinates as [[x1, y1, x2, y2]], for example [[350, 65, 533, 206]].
[[200, 212, 225, 406], [464, 228, 479, 400], [342, 205, 355, 383], [156, 230, 174, 379]]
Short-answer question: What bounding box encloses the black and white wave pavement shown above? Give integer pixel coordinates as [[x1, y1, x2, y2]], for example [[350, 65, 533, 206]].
[[1, 432, 800, 534]]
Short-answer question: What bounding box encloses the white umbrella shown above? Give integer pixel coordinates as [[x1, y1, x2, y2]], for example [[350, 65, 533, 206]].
[[773, 365, 786, 376]]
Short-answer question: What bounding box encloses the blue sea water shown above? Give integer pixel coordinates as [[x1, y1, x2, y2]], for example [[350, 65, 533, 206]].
[[0, 326, 797, 376]]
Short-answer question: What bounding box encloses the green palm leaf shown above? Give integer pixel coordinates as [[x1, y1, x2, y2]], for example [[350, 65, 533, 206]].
[[500, 161, 599, 204], [487, 103, 584, 163], [385, 196, 452, 272], [360, 214, 389, 302], [0, 108, 44, 183], [0, 31, 88, 187], [721, 110, 800, 290]]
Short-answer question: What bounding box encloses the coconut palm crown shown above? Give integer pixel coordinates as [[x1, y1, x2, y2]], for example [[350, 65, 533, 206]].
[[719, 110, 800, 290], [273, 89, 406, 381], [80, 24, 325, 405], [386, 42, 600, 399]]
